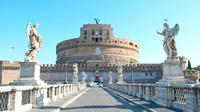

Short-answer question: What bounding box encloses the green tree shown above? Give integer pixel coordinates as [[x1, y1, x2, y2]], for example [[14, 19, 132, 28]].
[[187, 60, 192, 70]]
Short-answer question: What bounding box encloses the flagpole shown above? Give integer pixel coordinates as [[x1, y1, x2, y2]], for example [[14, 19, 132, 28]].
[[11, 46, 15, 63]]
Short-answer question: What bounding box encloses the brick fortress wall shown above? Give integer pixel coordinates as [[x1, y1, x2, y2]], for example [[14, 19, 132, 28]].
[[40, 63, 162, 84]]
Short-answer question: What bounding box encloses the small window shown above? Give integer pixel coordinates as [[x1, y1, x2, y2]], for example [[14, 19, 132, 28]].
[[115, 41, 117, 43], [99, 38, 102, 42], [84, 30, 87, 35], [92, 30, 95, 35], [84, 36, 87, 39], [95, 38, 98, 42], [96, 64, 99, 68], [92, 38, 95, 42], [135, 44, 138, 48], [150, 73, 153, 76], [129, 42, 133, 46], [99, 30, 102, 35], [107, 36, 109, 39], [145, 73, 148, 76], [107, 30, 109, 35]]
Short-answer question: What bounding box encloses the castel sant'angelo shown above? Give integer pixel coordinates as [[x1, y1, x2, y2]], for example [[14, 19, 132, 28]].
[[0, 21, 163, 84], [56, 23, 139, 66]]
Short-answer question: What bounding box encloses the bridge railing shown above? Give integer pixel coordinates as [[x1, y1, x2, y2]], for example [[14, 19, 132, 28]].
[[105, 83, 200, 112], [0, 84, 86, 112]]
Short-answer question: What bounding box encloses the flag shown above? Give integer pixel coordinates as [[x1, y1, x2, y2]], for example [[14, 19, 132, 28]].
[[12, 46, 15, 50]]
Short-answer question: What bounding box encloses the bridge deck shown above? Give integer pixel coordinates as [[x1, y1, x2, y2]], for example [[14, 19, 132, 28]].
[[60, 88, 146, 112], [29, 87, 181, 112]]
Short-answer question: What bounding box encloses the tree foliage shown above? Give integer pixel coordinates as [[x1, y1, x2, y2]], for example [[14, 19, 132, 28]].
[[187, 60, 192, 70]]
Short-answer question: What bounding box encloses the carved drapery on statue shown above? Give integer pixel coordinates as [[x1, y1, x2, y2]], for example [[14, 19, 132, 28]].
[[25, 23, 42, 62], [157, 20, 180, 59]]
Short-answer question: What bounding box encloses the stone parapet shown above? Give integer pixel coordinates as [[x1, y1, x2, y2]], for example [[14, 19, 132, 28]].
[[105, 83, 200, 112], [0, 84, 86, 112]]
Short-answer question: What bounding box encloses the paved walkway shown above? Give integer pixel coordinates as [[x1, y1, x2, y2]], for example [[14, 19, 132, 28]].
[[60, 87, 147, 112]]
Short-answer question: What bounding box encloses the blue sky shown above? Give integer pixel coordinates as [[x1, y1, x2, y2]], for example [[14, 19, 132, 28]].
[[0, 0, 200, 67]]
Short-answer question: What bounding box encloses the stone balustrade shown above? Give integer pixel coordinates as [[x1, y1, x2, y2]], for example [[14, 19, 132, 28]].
[[0, 84, 86, 112], [105, 83, 200, 112]]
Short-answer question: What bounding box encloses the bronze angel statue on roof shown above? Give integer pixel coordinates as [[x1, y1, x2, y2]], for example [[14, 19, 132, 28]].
[[25, 22, 42, 62], [157, 20, 180, 59]]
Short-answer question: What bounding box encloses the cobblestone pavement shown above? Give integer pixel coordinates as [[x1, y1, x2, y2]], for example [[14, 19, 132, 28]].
[[60, 87, 147, 112]]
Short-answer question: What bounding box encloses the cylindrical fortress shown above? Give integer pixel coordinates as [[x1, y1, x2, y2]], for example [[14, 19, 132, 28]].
[[56, 24, 139, 66]]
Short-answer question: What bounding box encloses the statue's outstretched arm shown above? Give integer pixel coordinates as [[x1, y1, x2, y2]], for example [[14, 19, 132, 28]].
[[156, 30, 163, 36]]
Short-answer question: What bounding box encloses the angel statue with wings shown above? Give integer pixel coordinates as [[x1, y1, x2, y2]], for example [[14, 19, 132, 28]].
[[157, 20, 180, 59], [25, 22, 42, 62]]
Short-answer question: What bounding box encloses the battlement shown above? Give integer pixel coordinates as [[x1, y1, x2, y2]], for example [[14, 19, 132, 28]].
[[0, 60, 20, 70], [82, 24, 112, 28], [41, 63, 162, 73], [0, 60, 20, 65]]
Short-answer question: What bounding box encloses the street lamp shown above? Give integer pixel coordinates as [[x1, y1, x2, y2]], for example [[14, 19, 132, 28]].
[[65, 62, 68, 84]]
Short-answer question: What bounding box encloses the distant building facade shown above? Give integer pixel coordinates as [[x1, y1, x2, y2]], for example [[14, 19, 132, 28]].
[[0, 61, 20, 84]]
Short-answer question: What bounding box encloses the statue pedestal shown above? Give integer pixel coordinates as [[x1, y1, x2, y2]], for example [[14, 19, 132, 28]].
[[117, 76, 124, 84], [108, 79, 112, 84], [10, 62, 46, 86], [157, 57, 186, 84], [72, 75, 79, 84]]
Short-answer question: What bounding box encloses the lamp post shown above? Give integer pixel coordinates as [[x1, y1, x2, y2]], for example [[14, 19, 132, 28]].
[[65, 62, 68, 84], [130, 59, 134, 83]]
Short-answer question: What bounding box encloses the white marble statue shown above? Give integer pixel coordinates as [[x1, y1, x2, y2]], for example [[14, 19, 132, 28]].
[[108, 71, 112, 84], [82, 71, 85, 83], [25, 23, 42, 62], [73, 63, 78, 75], [157, 20, 180, 59], [117, 61, 123, 77]]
